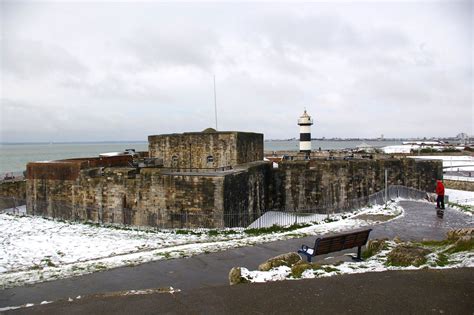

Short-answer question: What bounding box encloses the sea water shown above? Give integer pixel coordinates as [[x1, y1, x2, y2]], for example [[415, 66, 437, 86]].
[[0, 142, 148, 175], [0, 140, 401, 174]]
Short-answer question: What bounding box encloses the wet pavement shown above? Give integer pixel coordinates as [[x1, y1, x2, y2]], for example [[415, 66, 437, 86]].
[[371, 200, 473, 241], [0, 200, 472, 309], [11, 268, 474, 315]]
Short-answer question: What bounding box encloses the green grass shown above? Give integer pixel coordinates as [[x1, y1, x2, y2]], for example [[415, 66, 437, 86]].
[[448, 202, 473, 213], [207, 230, 219, 236], [361, 248, 377, 260], [291, 263, 340, 278], [93, 263, 108, 270], [361, 240, 390, 259], [443, 238, 474, 254], [291, 263, 320, 278], [418, 237, 473, 253], [435, 253, 450, 267], [385, 256, 427, 267], [71, 265, 85, 271], [418, 239, 452, 247], [322, 266, 339, 273]]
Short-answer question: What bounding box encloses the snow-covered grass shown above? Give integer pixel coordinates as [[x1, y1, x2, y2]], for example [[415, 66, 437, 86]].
[[0, 201, 403, 289], [446, 188, 474, 215], [238, 239, 474, 284], [446, 189, 474, 206]]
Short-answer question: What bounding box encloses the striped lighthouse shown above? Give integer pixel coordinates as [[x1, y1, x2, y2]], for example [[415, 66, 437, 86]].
[[298, 109, 313, 154]]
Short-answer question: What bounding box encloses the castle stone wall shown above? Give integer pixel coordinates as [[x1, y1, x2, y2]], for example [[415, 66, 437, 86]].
[[269, 159, 442, 212], [26, 162, 271, 228], [148, 132, 262, 169], [24, 158, 441, 228], [0, 180, 26, 210], [223, 162, 272, 227]]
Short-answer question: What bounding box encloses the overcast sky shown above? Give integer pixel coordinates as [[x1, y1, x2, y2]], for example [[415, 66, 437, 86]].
[[1, 0, 472, 142]]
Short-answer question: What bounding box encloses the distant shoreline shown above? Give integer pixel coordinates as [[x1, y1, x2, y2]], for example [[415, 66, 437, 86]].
[[1, 138, 461, 145], [0, 141, 148, 145], [266, 139, 403, 142]]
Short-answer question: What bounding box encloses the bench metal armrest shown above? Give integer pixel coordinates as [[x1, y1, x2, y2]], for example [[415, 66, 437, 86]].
[[301, 244, 310, 252]]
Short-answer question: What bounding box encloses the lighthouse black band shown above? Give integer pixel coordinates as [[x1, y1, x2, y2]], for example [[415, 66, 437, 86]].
[[300, 133, 311, 141]]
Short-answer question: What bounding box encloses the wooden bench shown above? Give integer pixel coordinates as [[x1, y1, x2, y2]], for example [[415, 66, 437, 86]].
[[298, 229, 372, 262]]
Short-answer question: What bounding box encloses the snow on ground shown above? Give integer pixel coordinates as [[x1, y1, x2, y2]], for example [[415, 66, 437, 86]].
[[239, 240, 474, 284], [0, 201, 403, 289], [382, 145, 417, 154], [377, 152, 474, 172], [445, 189, 474, 216], [446, 189, 474, 206], [409, 156, 474, 172], [2, 205, 26, 215]]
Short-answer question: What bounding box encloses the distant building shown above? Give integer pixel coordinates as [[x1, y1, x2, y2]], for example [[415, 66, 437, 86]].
[[456, 133, 469, 145]]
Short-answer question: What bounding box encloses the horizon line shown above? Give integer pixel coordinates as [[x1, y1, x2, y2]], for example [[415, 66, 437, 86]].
[[1, 136, 470, 145]]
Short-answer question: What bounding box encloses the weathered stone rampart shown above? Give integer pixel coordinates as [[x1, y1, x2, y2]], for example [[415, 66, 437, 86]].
[[269, 159, 442, 212], [223, 162, 272, 227], [0, 180, 26, 210], [26, 162, 271, 228], [25, 158, 441, 227]]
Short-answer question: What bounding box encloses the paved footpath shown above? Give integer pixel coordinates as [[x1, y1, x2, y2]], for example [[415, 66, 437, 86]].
[[11, 268, 474, 315], [0, 201, 472, 309]]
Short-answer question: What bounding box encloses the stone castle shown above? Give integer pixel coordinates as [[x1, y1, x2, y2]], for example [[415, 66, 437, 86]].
[[25, 129, 442, 228]]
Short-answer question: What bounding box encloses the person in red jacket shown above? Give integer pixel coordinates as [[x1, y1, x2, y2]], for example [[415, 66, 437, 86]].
[[436, 179, 445, 210]]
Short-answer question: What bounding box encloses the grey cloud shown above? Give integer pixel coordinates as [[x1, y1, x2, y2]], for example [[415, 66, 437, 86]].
[[254, 13, 410, 55], [122, 24, 218, 71], [1, 2, 472, 142], [1, 39, 87, 79]]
